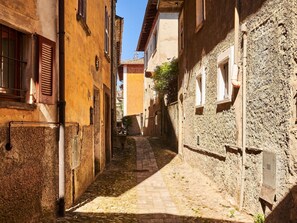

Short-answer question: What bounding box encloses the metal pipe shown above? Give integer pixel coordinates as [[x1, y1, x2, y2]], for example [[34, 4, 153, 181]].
[[58, 0, 66, 217], [110, 0, 115, 157], [239, 23, 247, 211], [232, 0, 241, 88]]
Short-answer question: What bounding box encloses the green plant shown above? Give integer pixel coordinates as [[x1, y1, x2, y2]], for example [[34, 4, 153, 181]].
[[229, 209, 235, 218], [254, 213, 265, 223], [153, 58, 178, 103]]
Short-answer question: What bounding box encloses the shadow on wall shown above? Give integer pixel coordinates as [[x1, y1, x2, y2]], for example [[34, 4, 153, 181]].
[[163, 101, 178, 153], [143, 98, 162, 137], [124, 115, 142, 135], [264, 185, 297, 223]]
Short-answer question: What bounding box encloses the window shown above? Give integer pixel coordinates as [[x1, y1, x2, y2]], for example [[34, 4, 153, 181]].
[[195, 66, 206, 107], [38, 35, 56, 104], [179, 9, 184, 53], [77, 0, 87, 22], [196, 0, 205, 32], [0, 24, 26, 101], [104, 6, 110, 55], [77, 0, 91, 35], [144, 50, 148, 69], [152, 30, 157, 52], [217, 46, 234, 103]]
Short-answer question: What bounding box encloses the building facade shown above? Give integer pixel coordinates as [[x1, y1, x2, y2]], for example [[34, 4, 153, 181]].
[[137, 0, 181, 137], [0, 0, 59, 221], [0, 0, 117, 221], [179, 0, 297, 221], [118, 58, 144, 135]]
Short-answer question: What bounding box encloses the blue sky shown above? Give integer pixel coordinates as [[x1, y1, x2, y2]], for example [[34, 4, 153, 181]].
[[116, 0, 147, 61]]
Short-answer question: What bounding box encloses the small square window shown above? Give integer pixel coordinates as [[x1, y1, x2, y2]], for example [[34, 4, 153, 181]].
[[217, 46, 234, 103], [195, 66, 206, 107]]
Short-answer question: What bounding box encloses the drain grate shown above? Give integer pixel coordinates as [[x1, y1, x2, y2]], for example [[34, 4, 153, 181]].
[[132, 169, 149, 172]]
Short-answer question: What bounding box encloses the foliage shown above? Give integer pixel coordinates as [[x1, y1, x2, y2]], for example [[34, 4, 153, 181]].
[[153, 58, 178, 103], [229, 209, 235, 218], [254, 213, 265, 223]]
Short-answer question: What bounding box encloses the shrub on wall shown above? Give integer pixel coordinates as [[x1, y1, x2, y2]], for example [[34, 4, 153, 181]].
[[153, 58, 178, 103]]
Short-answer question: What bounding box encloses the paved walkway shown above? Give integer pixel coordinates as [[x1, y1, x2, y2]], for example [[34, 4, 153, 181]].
[[135, 137, 180, 222], [57, 136, 253, 223]]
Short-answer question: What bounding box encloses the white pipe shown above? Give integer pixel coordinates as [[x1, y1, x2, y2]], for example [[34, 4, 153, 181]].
[[239, 23, 247, 211], [232, 0, 241, 88], [59, 125, 65, 199]]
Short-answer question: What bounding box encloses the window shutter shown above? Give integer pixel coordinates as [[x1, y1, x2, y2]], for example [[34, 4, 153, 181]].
[[38, 35, 55, 104]]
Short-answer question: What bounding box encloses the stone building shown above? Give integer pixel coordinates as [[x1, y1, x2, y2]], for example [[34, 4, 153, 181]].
[[137, 0, 181, 138], [178, 0, 297, 222], [0, 0, 117, 221], [118, 58, 144, 135]]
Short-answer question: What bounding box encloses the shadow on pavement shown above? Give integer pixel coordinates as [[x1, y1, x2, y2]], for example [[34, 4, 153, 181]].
[[59, 212, 246, 223]]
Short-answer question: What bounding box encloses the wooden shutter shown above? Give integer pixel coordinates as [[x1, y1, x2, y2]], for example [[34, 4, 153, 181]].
[[38, 35, 55, 104]]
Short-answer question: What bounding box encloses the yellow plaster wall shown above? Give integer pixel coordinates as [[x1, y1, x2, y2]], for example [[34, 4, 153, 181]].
[[127, 72, 144, 115], [65, 0, 111, 126], [0, 0, 58, 125]]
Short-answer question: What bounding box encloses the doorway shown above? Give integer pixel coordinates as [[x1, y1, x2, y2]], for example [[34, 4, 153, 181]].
[[93, 88, 101, 175], [104, 86, 111, 164]]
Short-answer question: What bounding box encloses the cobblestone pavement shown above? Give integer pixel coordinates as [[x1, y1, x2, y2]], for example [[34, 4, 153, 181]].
[[57, 136, 253, 223]]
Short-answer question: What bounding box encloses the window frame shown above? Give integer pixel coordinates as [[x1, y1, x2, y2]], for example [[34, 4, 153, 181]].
[[217, 46, 234, 103], [77, 0, 91, 36], [179, 9, 184, 54], [152, 29, 157, 53], [0, 24, 26, 102], [196, 0, 206, 32], [195, 66, 206, 107], [104, 6, 110, 56]]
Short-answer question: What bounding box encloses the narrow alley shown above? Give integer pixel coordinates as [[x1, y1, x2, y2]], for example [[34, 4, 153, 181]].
[[57, 137, 253, 223]]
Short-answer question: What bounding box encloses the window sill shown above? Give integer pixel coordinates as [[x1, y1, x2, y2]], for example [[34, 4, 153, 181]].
[[0, 101, 36, 110], [195, 21, 204, 33], [216, 98, 231, 105], [195, 105, 204, 115], [77, 17, 91, 36], [104, 52, 111, 63], [152, 49, 157, 58]]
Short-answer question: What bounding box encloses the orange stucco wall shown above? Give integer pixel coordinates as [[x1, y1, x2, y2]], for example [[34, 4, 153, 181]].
[[65, 0, 111, 126], [126, 65, 144, 115]]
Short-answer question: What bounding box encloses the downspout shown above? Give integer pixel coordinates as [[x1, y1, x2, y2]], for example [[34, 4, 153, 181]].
[[232, 0, 241, 88], [57, 0, 66, 217], [110, 0, 115, 157], [239, 23, 247, 211]]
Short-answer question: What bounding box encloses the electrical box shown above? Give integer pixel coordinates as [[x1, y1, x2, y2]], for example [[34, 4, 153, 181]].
[[260, 150, 276, 204]]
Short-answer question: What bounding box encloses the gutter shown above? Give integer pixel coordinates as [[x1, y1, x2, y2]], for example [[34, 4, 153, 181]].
[[57, 0, 66, 217], [239, 23, 248, 211], [111, 0, 115, 157], [232, 0, 241, 88]]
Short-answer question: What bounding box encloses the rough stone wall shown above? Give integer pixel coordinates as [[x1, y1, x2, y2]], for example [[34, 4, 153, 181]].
[[65, 125, 94, 207], [163, 102, 179, 151], [0, 126, 58, 222], [244, 0, 297, 215], [180, 0, 297, 217]]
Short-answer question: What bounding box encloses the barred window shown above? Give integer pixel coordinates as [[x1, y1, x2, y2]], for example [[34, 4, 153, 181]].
[[0, 24, 26, 101]]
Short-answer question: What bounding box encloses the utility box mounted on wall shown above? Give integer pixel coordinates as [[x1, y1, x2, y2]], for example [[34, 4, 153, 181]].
[[260, 150, 276, 204]]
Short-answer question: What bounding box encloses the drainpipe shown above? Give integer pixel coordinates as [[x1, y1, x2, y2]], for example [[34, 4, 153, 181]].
[[239, 23, 247, 211], [110, 0, 115, 157], [232, 0, 241, 88], [57, 0, 66, 217]]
